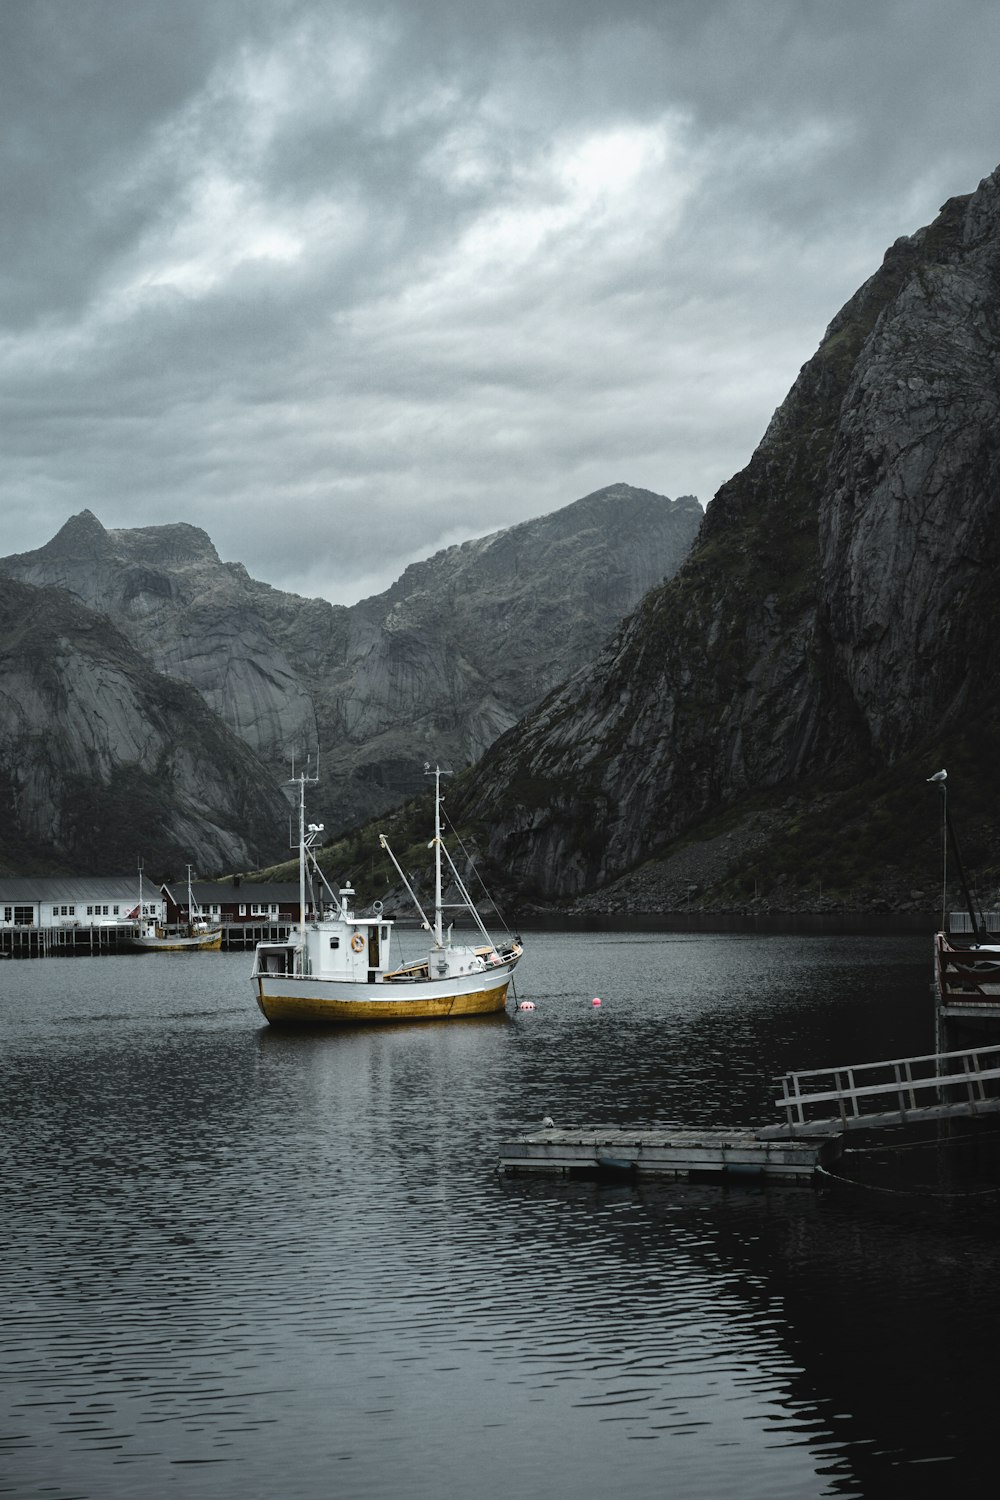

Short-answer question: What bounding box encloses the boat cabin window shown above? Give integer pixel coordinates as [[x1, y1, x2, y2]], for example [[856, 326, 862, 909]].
[[329, 936, 340, 950]]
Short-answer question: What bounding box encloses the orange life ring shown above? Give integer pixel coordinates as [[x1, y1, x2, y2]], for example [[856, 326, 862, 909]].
[[351, 932, 365, 953]]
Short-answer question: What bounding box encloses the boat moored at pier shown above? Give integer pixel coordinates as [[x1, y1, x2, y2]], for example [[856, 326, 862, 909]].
[[122, 863, 222, 952]]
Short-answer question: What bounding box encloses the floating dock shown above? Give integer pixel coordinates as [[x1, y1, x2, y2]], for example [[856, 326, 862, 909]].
[[497, 1126, 841, 1181], [499, 1042, 1000, 1182]]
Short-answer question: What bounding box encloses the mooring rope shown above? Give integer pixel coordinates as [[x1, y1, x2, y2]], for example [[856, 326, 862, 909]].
[[843, 1130, 990, 1155], [816, 1161, 1000, 1200]]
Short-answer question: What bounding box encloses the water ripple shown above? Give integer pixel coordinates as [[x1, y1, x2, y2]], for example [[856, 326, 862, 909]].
[[3, 937, 997, 1498]]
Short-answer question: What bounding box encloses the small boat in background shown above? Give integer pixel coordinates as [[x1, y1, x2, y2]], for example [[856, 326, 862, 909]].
[[123, 863, 223, 952], [252, 766, 522, 1025]]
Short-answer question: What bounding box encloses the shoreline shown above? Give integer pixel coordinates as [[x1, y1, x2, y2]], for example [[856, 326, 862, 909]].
[[512, 908, 937, 936]]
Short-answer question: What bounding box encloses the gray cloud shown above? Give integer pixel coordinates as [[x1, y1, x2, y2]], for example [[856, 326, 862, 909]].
[[3, 0, 1000, 600]]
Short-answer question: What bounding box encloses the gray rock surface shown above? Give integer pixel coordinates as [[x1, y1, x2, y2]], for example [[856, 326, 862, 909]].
[[0, 580, 292, 874], [453, 168, 1000, 902]]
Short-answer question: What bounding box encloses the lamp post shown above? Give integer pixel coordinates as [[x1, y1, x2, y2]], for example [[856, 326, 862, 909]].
[[926, 770, 947, 932]]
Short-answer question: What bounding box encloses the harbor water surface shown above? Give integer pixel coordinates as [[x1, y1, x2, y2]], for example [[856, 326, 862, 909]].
[[3, 931, 1000, 1499]]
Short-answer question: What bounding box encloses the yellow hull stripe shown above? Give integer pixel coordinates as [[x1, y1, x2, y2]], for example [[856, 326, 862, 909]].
[[256, 980, 510, 1025]]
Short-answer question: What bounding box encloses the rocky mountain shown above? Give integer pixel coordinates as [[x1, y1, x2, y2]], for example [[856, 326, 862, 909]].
[[1, 485, 700, 841], [0, 579, 292, 875], [450, 167, 1000, 910]]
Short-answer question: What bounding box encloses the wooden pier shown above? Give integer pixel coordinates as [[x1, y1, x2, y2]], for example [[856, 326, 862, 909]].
[[0, 921, 291, 958], [0, 924, 126, 958]]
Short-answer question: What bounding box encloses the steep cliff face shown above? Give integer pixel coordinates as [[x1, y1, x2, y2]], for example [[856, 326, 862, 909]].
[[454, 169, 1000, 900], [821, 185, 1000, 757], [0, 580, 291, 875], [1, 485, 701, 836]]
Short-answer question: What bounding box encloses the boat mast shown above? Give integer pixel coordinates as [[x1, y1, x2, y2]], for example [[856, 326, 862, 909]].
[[291, 755, 320, 948], [297, 771, 307, 947], [186, 863, 194, 924], [426, 763, 450, 948]]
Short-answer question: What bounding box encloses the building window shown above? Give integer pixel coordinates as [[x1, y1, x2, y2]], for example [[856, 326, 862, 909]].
[[86, 905, 94, 916], [14, 905, 33, 926], [4, 907, 11, 923], [113, 905, 119, 916]]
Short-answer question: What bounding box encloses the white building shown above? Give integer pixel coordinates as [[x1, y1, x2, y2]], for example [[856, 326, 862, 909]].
[[0, 877, 163, 929]]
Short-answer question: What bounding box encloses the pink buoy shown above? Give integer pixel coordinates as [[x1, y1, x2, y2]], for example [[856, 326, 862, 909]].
[[518, 1000, 535, 1011], [592, 997, 602, 1007]]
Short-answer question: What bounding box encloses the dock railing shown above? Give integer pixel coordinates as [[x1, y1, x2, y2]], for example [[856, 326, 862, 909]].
[[764, 1043, 1000, 1136]]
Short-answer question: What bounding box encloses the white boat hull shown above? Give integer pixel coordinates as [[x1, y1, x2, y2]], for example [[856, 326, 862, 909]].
[[255, 960, 516, 1024]]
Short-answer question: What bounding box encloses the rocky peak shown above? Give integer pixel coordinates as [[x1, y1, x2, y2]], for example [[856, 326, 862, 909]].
[[32, 508, 111, 561]]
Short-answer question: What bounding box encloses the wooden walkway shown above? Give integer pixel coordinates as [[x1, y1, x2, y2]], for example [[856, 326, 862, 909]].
[[759, 1042, 1000, 1138]]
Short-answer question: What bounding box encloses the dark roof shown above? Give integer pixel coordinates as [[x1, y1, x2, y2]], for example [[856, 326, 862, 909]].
[[161, 880, 317, 904], [0, 877, 140, 902]]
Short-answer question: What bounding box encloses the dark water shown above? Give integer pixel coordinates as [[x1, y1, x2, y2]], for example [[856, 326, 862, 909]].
[[2, 932, 999, 1499]]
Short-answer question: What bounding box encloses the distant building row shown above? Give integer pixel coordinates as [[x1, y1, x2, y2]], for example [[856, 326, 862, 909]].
[[0, 876, 312, 929]]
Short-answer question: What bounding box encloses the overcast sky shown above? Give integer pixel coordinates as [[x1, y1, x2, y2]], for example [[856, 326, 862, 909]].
[[2, 0, 999, 603]]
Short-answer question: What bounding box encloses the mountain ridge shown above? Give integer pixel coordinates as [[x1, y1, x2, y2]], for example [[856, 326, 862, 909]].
[[0, 484, 701, 872]]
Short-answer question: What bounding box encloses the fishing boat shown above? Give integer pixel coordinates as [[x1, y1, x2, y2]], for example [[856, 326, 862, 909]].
[[122, 863, 223, 952], [251, 766, 523, 1025]]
